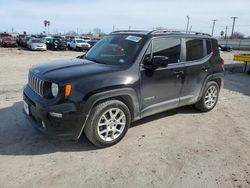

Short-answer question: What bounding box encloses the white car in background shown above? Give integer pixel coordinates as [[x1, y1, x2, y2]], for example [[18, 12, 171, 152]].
[[27, 38, 47, 51], [68, 38, 91, 51]]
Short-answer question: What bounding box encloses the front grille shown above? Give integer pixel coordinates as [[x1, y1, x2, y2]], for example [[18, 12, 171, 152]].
[[28, 73, 44, 96]]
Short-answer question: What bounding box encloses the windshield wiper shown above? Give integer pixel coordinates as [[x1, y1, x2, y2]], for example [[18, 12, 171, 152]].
[[85, 57, 107, 64]]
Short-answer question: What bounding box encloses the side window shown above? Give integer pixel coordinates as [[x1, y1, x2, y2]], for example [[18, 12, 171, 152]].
[[206, 39, 212, 54], [186, 39, 204, 61], [152, 38, 181, 64]]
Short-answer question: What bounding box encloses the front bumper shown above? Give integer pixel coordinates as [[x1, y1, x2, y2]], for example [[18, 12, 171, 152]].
[[3, 43, 17, 47], [54, 45, 67, 50], [23, 85, 86, 140], [32, 46, 47, 51]]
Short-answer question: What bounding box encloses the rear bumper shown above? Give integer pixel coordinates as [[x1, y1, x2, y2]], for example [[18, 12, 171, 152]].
[[23, 85, 86, 140]]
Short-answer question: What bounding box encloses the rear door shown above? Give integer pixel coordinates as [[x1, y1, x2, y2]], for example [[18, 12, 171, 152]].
[[179, 38, 212, 105]]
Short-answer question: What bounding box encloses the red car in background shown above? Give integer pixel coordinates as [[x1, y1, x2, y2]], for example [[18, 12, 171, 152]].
[[1, 37, 17, 47], [0, 33, 11, 45]]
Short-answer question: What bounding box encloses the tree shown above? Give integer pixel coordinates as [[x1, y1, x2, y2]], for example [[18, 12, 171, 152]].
[[47, 21, 51, 34], [231, 32, 245, 39], [65, 30, 78, 36], [43, 20, 51, 35], [43, 20, 48, 33], [93, 28, 101, 35]]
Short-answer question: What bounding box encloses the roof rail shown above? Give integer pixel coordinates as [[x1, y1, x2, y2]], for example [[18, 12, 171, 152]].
[[110, 30, 149, 34], [149, 29, 211, 36]]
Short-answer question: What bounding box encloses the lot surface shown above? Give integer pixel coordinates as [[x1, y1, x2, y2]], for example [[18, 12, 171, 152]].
[[0, 48, 250, 188]]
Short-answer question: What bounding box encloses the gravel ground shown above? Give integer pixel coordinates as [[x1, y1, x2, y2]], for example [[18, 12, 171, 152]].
[[0, 48, 249, 188]]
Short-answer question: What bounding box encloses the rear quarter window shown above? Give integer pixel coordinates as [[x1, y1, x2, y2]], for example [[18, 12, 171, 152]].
[[186, 39, 204, 61]]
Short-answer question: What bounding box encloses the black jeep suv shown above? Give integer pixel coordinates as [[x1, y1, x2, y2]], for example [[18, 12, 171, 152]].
[[23, 30, 224, 147]]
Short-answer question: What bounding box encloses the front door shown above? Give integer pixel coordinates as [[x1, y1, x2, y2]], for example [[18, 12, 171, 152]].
[[140, 37, 185, 117]]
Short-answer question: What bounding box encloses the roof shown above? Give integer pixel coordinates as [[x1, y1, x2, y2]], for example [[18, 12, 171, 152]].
[[110, 29, 211, 38]]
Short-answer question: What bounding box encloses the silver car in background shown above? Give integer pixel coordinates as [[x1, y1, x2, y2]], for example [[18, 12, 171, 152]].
[[27, 38, 47, 51]]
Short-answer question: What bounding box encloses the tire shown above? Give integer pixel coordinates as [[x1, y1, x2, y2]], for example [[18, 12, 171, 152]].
[[194, 81, 220, 112], [84, 100, 131, 147]]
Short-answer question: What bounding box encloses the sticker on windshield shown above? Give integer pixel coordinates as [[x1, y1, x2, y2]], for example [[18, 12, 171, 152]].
[[126, 35, 142, 42]]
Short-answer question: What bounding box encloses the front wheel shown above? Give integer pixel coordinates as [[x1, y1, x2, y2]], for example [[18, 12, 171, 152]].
[[84, 100, 131, 147], [194, 81, 220, 112]]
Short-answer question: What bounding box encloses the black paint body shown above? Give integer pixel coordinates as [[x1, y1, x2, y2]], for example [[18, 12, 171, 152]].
[[23, 31, 224, 140]]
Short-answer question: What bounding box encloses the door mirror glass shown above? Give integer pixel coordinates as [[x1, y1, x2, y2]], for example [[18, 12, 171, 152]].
[[152, 56, 169, 68]]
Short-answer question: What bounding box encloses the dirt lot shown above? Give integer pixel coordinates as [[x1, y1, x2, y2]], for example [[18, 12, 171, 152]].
[[0, 48, 250, 188]]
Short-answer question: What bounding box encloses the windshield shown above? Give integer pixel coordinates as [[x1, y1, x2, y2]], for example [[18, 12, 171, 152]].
[[85, 34, 146, 65], [53, 39, 65, 42], [4, 38, 15, 41], [32, 39, 43, 43], [76, 39, 85, 43]]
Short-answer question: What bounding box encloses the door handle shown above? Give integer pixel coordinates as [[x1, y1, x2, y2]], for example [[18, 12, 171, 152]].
[[173, 70, 184, 78], [173, 70, 184, 75], [201, 66, 210, 72]]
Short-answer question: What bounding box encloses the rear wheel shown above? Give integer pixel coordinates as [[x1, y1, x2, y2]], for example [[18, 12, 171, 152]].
[[194, 81, 219, 112], [84, 100, 131, 147]]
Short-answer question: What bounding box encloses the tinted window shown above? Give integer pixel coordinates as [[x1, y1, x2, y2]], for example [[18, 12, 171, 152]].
[[186, 39, 204, 61], [152, 38, 181, 64], [206, 39, 212, 54], [32, 39, 43, 43]]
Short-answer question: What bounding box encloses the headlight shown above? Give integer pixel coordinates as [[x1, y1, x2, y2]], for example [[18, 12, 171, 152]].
[[51, 83, 59, 97]]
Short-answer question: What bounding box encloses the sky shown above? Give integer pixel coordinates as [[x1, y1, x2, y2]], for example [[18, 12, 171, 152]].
[[0, 0, 250, 37]]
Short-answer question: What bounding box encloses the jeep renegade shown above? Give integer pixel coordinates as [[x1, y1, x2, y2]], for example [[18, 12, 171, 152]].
[[23, 30, 224, 147]]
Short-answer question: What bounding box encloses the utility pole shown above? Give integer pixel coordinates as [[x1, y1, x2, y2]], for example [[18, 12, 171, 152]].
[[231, 17, 238, 39], [225, 26, 228, 39], [189, 25, 192, 33], [186, 16, 190, 33], [113, 25, 115, 31], [129, 26, 131, 30], [211, 19, 217, 36]]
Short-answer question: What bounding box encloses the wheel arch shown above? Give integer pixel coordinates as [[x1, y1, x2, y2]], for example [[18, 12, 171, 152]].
[[198, 72, 224, 100], [73, 88, 140, 140]]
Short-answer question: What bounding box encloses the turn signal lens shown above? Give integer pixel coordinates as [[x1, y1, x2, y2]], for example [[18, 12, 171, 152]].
[[65, 84, 71, 97]]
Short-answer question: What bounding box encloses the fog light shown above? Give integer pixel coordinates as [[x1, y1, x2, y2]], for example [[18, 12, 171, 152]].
[[49, 112, 63, 118]]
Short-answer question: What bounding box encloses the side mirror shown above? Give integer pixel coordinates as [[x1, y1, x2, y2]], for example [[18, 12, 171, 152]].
[[152, 56, 169, 68]]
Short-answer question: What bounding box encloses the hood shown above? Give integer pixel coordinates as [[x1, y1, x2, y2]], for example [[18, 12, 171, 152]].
[[30, 58, 121, 83]]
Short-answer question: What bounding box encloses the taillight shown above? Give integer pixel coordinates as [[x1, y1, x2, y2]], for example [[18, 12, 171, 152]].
[[220, 58, 224, 65], [220, 58, 225, 70]]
